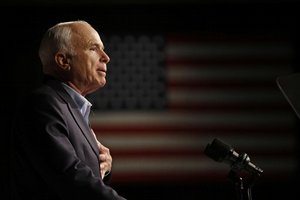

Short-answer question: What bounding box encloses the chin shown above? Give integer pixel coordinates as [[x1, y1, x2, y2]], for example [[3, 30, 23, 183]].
[[86, 80, 106, 94], [96, 79, 106, 89], [100, 79, 106, 87]]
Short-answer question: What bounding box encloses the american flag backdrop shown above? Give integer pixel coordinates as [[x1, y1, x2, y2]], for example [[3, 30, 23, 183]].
[[87, 32, 298, 184]]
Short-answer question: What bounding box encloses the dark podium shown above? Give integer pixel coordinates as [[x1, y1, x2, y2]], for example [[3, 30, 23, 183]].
[[204, 73, 300, 200], [276, 72, 300, 120]]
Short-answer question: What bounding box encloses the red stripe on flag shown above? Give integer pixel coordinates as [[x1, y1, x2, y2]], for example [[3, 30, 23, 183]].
[[167, 102, 290, 112], [92, 124, 293, 135]]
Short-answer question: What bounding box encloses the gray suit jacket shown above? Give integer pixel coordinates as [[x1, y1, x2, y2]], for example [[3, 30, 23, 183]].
[[10, 78, 126, 200]]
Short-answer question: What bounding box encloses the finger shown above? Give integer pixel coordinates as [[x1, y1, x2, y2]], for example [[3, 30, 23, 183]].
[[101, 171, 105, 179], [101, 170, 110, 179], [101, 164, 111, 174], [100, 162, 107, 170], [99, 154, 106, 161], [100, 144, 110, 154], [100, 158, 111, 170]]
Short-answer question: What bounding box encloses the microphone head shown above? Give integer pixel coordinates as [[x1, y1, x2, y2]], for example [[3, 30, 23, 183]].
[[204, 138, 233, 162], [204, 138, 263, 176]]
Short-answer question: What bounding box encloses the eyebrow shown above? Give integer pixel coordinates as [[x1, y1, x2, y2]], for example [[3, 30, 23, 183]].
[[90, 42, 105, 50]]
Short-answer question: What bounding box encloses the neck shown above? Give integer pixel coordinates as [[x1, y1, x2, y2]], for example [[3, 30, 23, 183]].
[[65, 81, 85, 96]]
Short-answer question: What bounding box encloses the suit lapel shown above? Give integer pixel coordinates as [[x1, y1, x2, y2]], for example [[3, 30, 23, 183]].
[[67, 104, 100, 157], [46, 79, 100, 158]]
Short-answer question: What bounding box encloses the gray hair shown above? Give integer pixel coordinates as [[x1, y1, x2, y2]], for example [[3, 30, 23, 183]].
[[38, 20, 90, 74]]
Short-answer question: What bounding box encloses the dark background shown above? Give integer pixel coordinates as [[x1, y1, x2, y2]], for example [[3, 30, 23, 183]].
[[1, 0, 299, 199]]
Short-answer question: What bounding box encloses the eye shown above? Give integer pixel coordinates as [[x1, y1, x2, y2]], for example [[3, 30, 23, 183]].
[[90, 47, 97, 51], [89, 44, 99, 51]]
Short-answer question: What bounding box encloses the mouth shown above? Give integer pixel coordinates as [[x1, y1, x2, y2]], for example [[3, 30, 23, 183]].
[[97, 69, 107, 76]]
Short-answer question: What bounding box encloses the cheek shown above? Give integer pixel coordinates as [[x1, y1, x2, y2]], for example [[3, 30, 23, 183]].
[[83, 60, 95, 75], [88, 63, 102, 83], [76, 56, 99, 81], [72, 58, 87, 75]]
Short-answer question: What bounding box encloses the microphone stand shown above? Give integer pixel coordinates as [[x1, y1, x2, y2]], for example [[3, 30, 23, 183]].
[[203, 139, 263, 200], [227, 153, 261, 200]]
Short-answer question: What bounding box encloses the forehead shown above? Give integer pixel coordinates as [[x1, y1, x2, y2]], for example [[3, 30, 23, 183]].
[[72, 23, 103, 47]]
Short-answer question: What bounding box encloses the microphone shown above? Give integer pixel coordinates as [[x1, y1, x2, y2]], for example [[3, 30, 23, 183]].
[[204, 138, 263, 175]]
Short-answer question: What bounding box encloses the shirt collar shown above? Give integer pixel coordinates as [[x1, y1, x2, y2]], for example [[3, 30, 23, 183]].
[[61, 83, 92, 117]]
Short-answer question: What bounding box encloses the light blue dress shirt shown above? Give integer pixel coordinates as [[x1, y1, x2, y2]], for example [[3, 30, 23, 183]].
[[61, 83, 92, 125]]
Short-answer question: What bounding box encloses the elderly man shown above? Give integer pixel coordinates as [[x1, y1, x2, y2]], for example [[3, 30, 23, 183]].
[[10, 20, 127, 200]]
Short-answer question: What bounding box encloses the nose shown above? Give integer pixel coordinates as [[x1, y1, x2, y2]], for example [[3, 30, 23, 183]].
[[100, 51, 110, 64]]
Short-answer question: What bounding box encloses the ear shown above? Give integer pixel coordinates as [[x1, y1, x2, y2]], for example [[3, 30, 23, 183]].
[[55, 53, 71, 71]]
